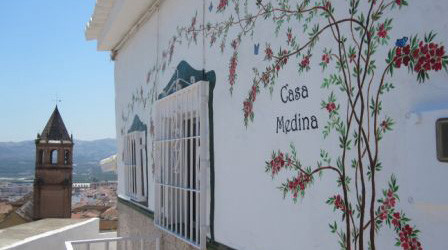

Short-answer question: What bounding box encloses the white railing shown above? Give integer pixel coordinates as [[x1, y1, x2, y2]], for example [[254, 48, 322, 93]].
[[65, 236, 160, 250]]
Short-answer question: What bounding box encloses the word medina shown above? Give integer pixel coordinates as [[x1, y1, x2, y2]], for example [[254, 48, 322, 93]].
[[276, 113, 318, 134]]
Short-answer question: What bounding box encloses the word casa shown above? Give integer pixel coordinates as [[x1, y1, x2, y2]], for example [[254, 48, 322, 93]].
[[276, 113, 318, 134], [280, 83, 309, 103]]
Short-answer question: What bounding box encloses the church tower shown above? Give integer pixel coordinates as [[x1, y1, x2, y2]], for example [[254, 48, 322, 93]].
[[33, 106, 73, 219]]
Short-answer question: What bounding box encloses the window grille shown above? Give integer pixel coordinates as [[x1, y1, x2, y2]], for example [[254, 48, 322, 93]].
[[154, 81, 209, 249], [123, 131, 148, 203]]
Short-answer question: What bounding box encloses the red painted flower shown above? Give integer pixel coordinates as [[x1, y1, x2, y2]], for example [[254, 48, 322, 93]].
[[229, 52, 238, 87], [280, 50, 289, 66], [250, 85, 257, 102], [270, 152, 291, 176], [264, 46, 273, 61], [300, 56, 310, 68], [322, 54, 330, 64], [378, 24, 387, 38], [403, 45, 411, 55], [243, 100, 253, 119], [408, 41, 445, 73], [287, 172, 311, 198], [397, 224, 422, 250], [333, 194, 348, 213], [261, 71, 270, 86], [392, 212, 401, 227], [381, 120, 389, 131], [275, 64, 281, 71], [326, 102, 336, 113], [217, 0, 228, 11], [287, 30, 293, 44]]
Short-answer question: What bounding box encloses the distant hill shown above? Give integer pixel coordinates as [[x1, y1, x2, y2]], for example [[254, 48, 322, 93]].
[[0, 139, 117, 182]]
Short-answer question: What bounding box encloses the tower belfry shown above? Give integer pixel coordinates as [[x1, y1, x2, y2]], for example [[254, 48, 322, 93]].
[[33, 106, 74, 219]]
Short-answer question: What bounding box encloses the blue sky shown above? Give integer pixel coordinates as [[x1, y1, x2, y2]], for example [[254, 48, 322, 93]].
[[0, 1, 115, 142]]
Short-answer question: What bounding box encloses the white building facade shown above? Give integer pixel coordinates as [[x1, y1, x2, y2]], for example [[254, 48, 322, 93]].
[[86, 0, 448, 249]]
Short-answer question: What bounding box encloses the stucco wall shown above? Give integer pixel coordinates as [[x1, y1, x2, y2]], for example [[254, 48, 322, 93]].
[[117, 198, 196, 250], [112, 0, 448, 249]]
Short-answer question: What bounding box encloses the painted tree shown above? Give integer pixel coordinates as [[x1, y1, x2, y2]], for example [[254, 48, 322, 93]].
[[122, 0, 448, 249]]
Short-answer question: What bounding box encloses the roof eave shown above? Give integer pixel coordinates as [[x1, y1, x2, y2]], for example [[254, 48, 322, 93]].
[[85, 0, 157, 52]]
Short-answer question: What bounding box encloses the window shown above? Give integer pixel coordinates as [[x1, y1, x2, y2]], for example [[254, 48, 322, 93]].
[[50, 150, 58, 165], [123, 130, 148, 203], [436, 118, 448, 162], [154, 81, 209, 249]]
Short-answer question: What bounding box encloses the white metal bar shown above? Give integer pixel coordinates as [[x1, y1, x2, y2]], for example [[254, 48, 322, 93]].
[[125, 137, 128, 196], [159, 105, 163, 227], [161, 113, 165, 228], [195, 84, 200, 245], [159, 107, 163, 226], [189, 88, 193, 242], [156, 106, 160, 225], [127, 136, 130, 196], [154, 135, 200, 143], [199, 82, 209, 249], [135, 135, 137, 197], [175, 93, 179, 235], [157, 183, 199, 192], [163, 113, 167, 228], [182, 92, 187, 238], [127, 135, 132, 196], [170, 99, 174, 230], [174, 119, 177, 233]]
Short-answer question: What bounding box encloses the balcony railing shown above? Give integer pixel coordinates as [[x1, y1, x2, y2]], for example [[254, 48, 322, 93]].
[[65, 236, 160, 250]]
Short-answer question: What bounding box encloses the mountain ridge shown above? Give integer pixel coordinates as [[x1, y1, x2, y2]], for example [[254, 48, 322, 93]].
[[0, 138, 117, 182]]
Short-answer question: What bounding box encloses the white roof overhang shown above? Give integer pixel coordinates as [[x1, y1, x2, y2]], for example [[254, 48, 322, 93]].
[[85, 0, 157, 51]]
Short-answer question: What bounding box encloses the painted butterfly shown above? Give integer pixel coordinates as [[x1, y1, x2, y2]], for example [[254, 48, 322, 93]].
[[395, 37, 408, 47], [209, 2, 213, 12], [254, 43, 260, 55]]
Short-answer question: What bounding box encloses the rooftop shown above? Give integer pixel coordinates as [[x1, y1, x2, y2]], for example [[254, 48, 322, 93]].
[[0, 218, 90, 249]]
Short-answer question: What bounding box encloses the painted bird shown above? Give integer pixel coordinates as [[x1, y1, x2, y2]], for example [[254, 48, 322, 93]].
[[254, 43, 260, 55], [209, 2, 213, 12], [395, 37, 408, 47]]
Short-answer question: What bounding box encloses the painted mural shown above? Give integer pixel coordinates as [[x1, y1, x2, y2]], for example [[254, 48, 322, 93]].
[[118, 0, 448, 249]]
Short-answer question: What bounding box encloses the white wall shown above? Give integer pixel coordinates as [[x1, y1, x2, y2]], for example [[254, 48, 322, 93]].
[[113, 0, 448, 249]]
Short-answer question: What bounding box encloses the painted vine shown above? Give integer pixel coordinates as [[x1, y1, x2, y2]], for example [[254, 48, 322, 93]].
[[119, 0, 448, 249]]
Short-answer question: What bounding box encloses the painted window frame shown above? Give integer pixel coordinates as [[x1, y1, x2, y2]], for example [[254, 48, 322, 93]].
[[436, 118, 448, 162], [123, 130, 148, 204]]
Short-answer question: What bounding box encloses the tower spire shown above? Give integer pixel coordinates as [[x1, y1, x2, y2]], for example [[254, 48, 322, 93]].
[[40, 106, 71, 141]]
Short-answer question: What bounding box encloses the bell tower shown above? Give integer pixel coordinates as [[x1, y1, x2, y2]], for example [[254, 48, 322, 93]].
[[33, 106, 74, 219]]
